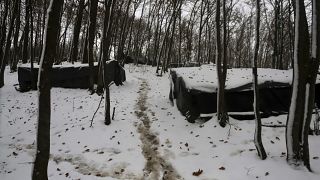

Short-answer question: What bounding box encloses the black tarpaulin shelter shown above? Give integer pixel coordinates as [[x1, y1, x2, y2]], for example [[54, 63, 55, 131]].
[[169, 66, 320, 121], [17, 61, 125, 92]]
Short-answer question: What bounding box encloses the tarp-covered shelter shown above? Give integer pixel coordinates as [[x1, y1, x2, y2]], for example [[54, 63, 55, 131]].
[[169, 65, 320, 121], [17, 61, 125, 91]]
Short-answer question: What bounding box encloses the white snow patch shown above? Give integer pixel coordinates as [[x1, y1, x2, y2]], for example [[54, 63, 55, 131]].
[[1, 64, 320, 180]]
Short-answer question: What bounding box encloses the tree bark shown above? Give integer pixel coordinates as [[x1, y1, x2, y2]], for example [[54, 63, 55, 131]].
[[165, 1, 182, 73], [216, 0, 229, 127], [96, 0, 115, 125], [10, 0, 21, 72], [272, 0, 279, 69], [87, 0, 98, 92], [156, 5, 174, 75], [197, 0, 205, 66], [81, 25, 89, 64], [30, 0, 37, 90], [0, 0, 19, 88], [32, 0, 63, 179], [117, 0, 132, 62], [0, 0, 9, 72], [252, 0, 267, 160], [69, 0, 85, 64], [286, 0, 320, 171], [278, 0, 284, 69], [40, 0, 48, 58], [22, 0, 31, 64]]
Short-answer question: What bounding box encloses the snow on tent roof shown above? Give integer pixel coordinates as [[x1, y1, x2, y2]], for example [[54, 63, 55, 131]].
[[171, 65, 320, 93], [19, 62, 99, 68]]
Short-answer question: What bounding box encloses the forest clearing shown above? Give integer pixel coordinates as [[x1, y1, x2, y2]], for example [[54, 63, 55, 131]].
[[1, 64, 319, 180], [1, 0, 320, 179]]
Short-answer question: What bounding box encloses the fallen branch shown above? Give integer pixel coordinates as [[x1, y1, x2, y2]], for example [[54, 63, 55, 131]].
[[90, 95, 104, 127], [112, 107, 116, 120], [262, 124, 286, 128]]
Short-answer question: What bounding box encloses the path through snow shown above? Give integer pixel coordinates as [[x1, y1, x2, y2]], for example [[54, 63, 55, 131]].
[[1, 65, 320, 180], [135, 78, 182, 180]]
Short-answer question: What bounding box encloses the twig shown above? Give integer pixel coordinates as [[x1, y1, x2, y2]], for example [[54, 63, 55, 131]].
[[73, 97, 75, 112], [112, 107, 116, 120], [227, 121, 232, 137], [90, 95, 104, 127]]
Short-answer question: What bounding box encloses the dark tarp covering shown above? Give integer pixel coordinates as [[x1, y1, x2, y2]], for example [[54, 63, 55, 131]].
[[170, 69, 320, 121], [17, 61, 125, 91], [18, 65, 99, 90]]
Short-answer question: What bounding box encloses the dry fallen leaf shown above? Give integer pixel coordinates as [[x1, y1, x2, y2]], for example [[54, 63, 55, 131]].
[[192, 169, 203, 176]]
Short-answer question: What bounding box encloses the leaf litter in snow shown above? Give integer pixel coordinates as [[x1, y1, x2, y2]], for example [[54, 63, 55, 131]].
[[1, 64, 320, 180]]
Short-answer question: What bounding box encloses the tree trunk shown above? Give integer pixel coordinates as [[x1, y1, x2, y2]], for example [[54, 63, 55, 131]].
[[0, 0, 9, 72], [30, 0, 37, 90], [87, 0, 98, 93], [197, 0, 205, 66], [104, 0, 115, 125], [156, 6, 174, 75], [69, 0, 85, 64], [288, 0, 294, 68], [126, 3, 139, 57], [252, 0, 267, 160], [22, 0, 31, 64], [286, 0, 320, 171], [165, 1, 182, 72], [278, 0, 284, 69], [40, 0, 48, 58], [10, 0, 21, 72], [272, 0, 279, 69], [117, 0, 132, 62], [135, 0, 147, 58], [32, 0, 63, 179], [152, 1, 164, 66], [178, 8, 182, 66], [97, 0, 114, 94], [81, 25, 89, 64], [0, 0, 19, 88], [35, 8, 41, 60], [216, 0, 229, 127]]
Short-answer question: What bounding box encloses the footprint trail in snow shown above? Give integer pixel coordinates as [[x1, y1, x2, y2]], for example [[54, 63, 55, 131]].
[[135, 79, 182, 180]]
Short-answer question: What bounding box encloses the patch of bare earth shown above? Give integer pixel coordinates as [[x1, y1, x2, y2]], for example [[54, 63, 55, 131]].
[[135, 79, 182, 180]]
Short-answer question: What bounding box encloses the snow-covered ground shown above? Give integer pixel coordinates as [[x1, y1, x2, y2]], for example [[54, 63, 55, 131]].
[[1, 64, 320, 180]]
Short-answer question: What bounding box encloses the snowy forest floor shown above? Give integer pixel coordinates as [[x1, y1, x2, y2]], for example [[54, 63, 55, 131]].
[[1, 64, 320, 180]]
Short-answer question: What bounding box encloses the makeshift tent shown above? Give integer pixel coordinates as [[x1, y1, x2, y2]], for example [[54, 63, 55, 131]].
[[169, 65, 320, 121], [17, 61, 125, 92]]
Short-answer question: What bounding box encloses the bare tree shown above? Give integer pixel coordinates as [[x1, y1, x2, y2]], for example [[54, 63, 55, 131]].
[[216, 0, 229, 127], [117, 0, 132, 62], [87, 0, 98, 93], [69, 0, 85, 64], [252, 0, 267, 160], [286, 0, 320, 171], [0, 0, 19, 88], [32, 0, 64, 179], [22, 0, 31, 64], [98, 0, 116, 125], [0, 0, 9, 78], [10, 0, 21, 72]]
